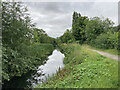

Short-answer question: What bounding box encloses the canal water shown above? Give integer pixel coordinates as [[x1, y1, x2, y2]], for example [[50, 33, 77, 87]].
[[3, 49, 65, 89]]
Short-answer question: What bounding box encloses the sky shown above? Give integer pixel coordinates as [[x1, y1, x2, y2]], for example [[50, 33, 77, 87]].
[[24, 1, 118, 38]]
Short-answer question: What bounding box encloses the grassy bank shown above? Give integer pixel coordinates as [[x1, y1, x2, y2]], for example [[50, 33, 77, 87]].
[[2, 43, 54, 82], [37, 44, 118, 88]]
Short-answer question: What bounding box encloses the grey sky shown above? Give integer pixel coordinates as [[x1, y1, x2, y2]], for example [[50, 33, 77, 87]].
[[24, 2, 118, 38]]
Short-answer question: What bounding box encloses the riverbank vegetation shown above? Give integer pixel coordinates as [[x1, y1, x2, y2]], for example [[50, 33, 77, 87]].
[[37, 44, 118, 88], [2, 2, 54, 83]]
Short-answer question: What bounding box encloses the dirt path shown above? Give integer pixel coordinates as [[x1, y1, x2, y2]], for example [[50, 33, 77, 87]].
[[92, 50, 119, 61]]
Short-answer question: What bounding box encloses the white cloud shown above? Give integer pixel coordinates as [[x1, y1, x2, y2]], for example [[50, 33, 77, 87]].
[[13, 0, 119, 2], [24, 2, 118, 38]]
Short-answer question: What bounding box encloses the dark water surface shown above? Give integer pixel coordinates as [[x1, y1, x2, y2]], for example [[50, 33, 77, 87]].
[[3, 49, 65, 89]]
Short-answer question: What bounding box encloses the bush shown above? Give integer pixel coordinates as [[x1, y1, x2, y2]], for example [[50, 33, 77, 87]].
[[2, 44, 54, 82], [94, 32, 118, 49], [108, 32, 118, 49]]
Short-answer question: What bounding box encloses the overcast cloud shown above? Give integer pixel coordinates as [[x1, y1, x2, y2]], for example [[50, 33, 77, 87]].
[[24, 2, 118, 38]]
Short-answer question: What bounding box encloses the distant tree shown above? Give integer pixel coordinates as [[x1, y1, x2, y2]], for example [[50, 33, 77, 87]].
[[59, 29, 74, 43]]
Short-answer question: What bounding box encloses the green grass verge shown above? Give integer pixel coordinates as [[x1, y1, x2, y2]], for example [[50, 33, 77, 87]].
[[36, 44, 118, 88], [98, 49, 119, 55], [85, 44, 119, 55]]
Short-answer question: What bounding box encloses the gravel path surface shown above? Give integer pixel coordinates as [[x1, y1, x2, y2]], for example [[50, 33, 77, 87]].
[[92, 50, 119, 61]]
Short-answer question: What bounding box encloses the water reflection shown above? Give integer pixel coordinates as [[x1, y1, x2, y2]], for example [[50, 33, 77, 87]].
[[27, 49, 65, 87]]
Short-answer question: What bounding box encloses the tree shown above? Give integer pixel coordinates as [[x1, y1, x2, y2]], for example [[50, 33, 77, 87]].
[[2, 2, 36, 82], [85, 17, 114, 45], [2, 2, 35, 49], [59, 29, 73, 43], [72, 11, 88, 44], [2, 2, 55, 82]]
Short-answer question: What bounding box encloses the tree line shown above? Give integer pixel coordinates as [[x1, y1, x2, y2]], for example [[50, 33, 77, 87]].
[[58, 11, 119, 50]]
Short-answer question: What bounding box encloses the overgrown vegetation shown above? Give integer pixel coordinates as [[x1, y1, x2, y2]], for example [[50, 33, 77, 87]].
[[2, 2, 54, 82], [37, 44, 118, 88]]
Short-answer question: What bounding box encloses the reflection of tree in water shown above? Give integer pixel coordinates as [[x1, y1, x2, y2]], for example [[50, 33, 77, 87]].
[[25, 59, 48, 88], [27, 68, 46, 87]]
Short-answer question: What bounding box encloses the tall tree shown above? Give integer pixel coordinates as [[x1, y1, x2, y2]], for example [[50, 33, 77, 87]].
[[2, 2, 34, 49], [72, 11, 88, 44]]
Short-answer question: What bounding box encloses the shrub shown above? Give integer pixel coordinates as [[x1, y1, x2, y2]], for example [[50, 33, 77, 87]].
[[94, 32, 118, 49], [2, 44, 54, 82]]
